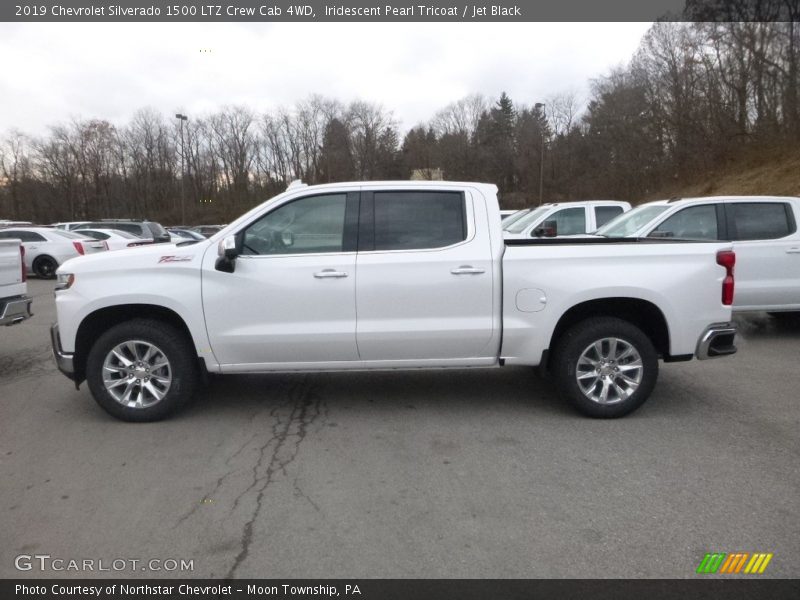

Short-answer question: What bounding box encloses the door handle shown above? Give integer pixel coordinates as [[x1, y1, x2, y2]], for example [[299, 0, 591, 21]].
[[787, 247, 800, 254], [451, 266, 485, 275], [314, 269, 348, 279]]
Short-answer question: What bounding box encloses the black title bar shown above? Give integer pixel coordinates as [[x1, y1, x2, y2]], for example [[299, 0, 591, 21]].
[[4, 0, 795, 22]]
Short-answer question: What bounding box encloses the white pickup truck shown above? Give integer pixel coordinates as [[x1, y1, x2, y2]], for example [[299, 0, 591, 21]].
[[502, 200, 631, 239], [595, 196, 800, 315], [0, 239, 32, 327], [50, 181, 738, 422]]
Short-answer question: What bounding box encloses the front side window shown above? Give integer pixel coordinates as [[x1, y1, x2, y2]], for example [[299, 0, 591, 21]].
[[242, 193, 347, 256], [649, 205, 719, 240], [373, 191, 466, 251], [730, 203, 794, 240], [546, 207, 586, 236]]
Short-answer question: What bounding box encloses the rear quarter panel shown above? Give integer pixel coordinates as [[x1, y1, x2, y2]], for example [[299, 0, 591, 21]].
[[501, 241, 732, 364]]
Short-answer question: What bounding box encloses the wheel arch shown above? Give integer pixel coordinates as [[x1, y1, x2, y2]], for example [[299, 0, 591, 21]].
[[547, 297, 672, 367], [73, 304, 197, 385]]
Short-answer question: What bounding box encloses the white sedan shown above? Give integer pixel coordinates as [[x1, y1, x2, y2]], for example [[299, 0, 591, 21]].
[[0, 227, 107, 279], [74, 228, 153, 251]]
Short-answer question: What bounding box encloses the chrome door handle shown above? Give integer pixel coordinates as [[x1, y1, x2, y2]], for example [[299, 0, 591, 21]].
[[787, 247, 800, 254], [451, 266, 485, 275], [314, 269, 348, 279]]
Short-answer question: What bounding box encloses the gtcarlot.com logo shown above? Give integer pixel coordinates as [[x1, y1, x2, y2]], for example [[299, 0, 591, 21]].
[[696, 552, 773, 574], [14, 554, 194, 572]]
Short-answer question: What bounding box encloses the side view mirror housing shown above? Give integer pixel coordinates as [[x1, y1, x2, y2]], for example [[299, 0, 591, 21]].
[[533, 220, 558, 238], [215, 234, 241, 273]]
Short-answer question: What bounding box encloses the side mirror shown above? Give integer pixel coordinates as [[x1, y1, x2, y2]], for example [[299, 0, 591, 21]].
[[215, 234, 240, 273], [533, 220, 558, 238], [281, 231, 294, 247], [218, 235, 240, 259]]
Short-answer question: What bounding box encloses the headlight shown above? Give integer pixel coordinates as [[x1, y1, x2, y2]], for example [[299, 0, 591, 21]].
[[55, 273, 75, 291]]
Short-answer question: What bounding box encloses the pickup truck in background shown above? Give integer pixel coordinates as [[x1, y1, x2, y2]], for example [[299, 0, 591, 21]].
[[594, 196, 800, 315], [50, 181, 737, 422], [0, 239, 32, 327], [503, 200, 631, 239]]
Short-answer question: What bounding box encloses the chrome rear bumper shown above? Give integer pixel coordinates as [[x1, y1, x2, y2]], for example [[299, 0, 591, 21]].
[[0, 295, 32, 326], [696, 323, 737, 360]]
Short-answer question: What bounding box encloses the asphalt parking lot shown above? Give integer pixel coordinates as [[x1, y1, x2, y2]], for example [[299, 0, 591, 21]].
[[1, 278, 798, 579]]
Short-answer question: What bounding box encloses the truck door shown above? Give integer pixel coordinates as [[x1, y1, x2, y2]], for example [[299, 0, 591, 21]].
[[355, 188, 495, 361], [202, 192, 360, 368], [726, 201, 800, 310]]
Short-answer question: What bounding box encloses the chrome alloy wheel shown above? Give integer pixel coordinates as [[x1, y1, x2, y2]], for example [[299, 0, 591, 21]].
[[102, 341, 172, 408], [575, 337, 643, 405]]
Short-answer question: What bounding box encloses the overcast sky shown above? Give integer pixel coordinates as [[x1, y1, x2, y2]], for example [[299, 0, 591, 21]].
[[0, 22, 652, 136]]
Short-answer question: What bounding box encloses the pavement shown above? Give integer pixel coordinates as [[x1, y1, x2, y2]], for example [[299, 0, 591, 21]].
[[1, 278, 798, 578]]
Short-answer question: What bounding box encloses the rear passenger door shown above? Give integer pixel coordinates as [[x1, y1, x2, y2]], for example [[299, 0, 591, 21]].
[[726, 201, 800, 310], [355, 188, 495, 362]]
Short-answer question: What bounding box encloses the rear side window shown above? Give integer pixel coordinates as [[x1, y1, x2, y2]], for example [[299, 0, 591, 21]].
[[595, 206, 624, 228], [649, 205, 719, 240], [730, 203, 794, 240], [0, 230, 46, 242], [373, 191, 466, 251]]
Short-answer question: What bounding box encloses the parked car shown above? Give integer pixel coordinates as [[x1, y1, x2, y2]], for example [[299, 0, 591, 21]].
[[73, 229, 153, 251], [51, 180, 737, 422], [82, 220, 171, 243], [167, 228, 206, 242], [0, 220, 34, 228], [503, 200, 631, 238], [0, 227, 107, 278], [0, 238, 32, 326], [52, 222, 92, 231], [594, 196, 800, 314], [190, 225, 225, 238], [500, 210, 518, 220]]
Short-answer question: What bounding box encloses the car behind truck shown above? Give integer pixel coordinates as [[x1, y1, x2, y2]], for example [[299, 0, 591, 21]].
[[51, 181, 738, 421]]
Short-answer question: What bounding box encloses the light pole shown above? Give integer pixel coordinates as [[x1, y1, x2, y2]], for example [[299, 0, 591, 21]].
[[175, 113, 188, 224], [534, 102, 546, 206]]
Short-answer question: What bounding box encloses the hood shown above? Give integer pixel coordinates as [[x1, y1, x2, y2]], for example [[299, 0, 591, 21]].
[[57, 240, 211, 275]]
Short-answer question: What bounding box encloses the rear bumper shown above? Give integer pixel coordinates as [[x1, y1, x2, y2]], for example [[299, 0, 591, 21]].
[[50, 323, 76, 379], [696, 323, 737, 360], [0, 295, 33, 326]]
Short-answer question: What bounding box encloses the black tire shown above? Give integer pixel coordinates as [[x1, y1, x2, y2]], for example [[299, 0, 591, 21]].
[[86, 319, 199, 422], [551, 317, 659, 418], [33, 255, 58, 279]]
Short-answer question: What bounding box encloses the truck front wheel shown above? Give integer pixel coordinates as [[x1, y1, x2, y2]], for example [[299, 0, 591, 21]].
[[552, 317, 658, 418], [85, 319, 199, 422]]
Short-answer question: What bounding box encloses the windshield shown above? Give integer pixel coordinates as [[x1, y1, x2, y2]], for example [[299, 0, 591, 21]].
[[503, 207, 551, 233], [595, 204, 670, 237], [500, 209, 529, 228]]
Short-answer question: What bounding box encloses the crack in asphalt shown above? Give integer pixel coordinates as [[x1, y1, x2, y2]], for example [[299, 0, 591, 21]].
[[225, 377, 324, 579]]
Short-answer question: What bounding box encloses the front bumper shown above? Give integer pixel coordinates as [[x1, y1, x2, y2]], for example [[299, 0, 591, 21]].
[[50, 323, 76, 379], [696, 323, 737, 360], [0, 295, 32, 326]]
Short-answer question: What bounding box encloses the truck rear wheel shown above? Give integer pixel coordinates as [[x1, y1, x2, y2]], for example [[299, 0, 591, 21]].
[[552, 317, 658, 418], [86, 318, 198, 422]]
